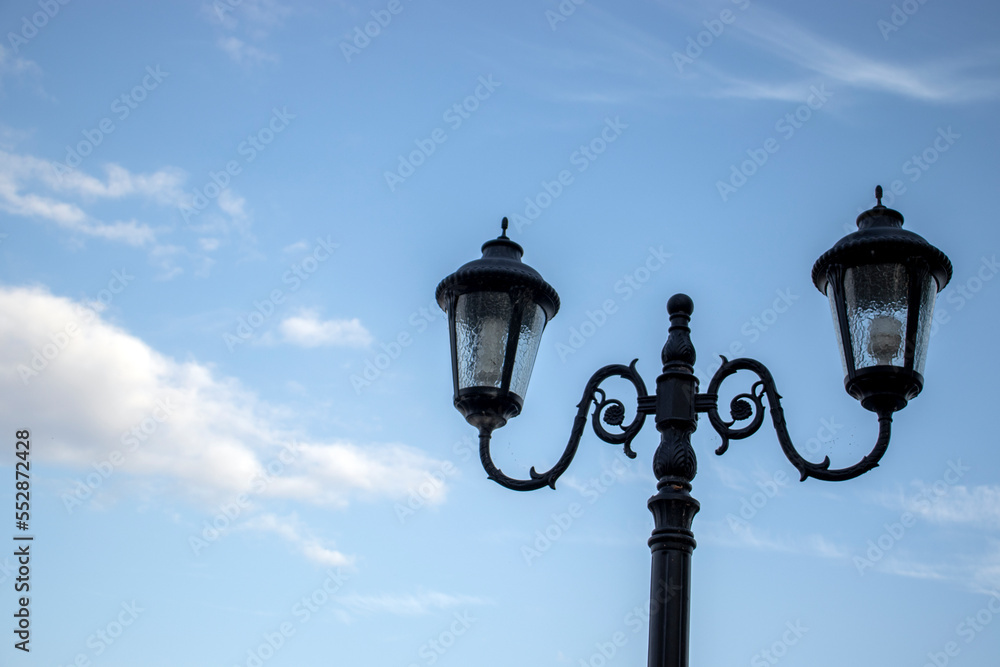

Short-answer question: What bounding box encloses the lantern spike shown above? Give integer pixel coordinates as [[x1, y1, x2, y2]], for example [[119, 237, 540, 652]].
[[875, 185, 883, 207], [500, 217, 509, 238]]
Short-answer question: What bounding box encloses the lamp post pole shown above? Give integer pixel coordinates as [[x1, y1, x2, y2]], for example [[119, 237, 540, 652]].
[[436, 188, 952, 667], [646, 294, 700, 667]]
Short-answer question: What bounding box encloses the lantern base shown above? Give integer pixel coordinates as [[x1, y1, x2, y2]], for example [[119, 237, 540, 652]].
[[846, 367, 924, 413], [454, 388, 524, 434]]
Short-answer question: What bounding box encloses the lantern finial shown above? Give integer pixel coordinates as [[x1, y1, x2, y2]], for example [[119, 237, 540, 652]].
[[500, 217, 509, 238], [875, 185, 883, 206]]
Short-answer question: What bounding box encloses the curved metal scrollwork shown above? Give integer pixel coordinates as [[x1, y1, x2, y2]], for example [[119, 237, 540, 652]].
[[479, 360, 649, 491], [703, 357, 893, 482]]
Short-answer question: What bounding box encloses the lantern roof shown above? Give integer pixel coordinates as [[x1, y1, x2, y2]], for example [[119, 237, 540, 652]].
[[812, 186, 953, 294], [435, 218, 560, 319]]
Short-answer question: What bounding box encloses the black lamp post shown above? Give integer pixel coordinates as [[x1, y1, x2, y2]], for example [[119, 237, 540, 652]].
[[435, 187, 951, 667]]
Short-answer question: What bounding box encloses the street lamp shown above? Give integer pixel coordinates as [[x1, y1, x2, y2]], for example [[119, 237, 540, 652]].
[[435, 187, 952, 667]]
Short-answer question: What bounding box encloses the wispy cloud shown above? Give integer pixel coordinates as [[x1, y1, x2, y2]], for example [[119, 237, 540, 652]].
[[498, 4, 999, 107], [279, 310, 373, 348], [0, 45, 43, 94], [0, 149, 185, 245], [701, 520, 851, 561], [217, 36, 279, 66], [0, 148, 257, 274], [721, 6, 1000, 103], [899, 484, 1000, 528], [203, 0, 289, 65], [241, 513, 352, 567], [335, 590, 490, 616]]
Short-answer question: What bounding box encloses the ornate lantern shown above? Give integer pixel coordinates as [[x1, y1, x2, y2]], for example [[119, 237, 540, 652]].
[[813, 186, 952, 412], [436, 219, 560, 434]]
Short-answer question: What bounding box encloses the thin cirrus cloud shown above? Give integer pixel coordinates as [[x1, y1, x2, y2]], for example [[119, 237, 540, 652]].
[[240, 512, 352, 568], [722, 6, 1000, 103], [504, 4, 999, 106], [279, 309, 373, 348], [333, 590, 491, 616], [0, 286, 449, 559], [0, 45, 43, 93], [705, 478, 1000, 593], [204, 0, 289, 65], [0, 148, 257, 276], [0, 148, 183, 246], [897, 483, 1000, 529], [217, 36, 280, 66]]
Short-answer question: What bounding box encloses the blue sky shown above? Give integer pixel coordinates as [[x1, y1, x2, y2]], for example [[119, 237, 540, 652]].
[[0, 0, 998, 665]]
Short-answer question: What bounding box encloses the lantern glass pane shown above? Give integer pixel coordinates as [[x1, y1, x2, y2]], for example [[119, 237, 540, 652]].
[[913, 272, 938, 375], [509, 303, 547, 400], [844, 263, 909, 370], [827, 282, 849, 377], [455, 292, 512, 390]]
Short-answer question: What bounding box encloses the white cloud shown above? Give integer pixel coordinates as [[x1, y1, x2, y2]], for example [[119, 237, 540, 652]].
[[334, 590, 490, 616], [282, 240, 309, 254], [0, 150, 187, 245], [0, 45, 42, 93], [724, 7, 1000, 103], [203, 0, 289, 64], [217, 189, 247, 220], [241, 513, 352, 567], [238, 0, 292, 31], [507, 5, 1000, 106], [203, 0, 291, 33], [279, 310, 373, 348], [699, 520, 850, 561], [0, 286, 447, 516], [217, 36, 279, 65], [896, 483, 1000, 529]]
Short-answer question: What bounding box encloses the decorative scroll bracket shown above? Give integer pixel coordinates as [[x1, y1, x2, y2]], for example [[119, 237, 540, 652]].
[[698, 356, 893, 482], [478, 360, 651, 491]]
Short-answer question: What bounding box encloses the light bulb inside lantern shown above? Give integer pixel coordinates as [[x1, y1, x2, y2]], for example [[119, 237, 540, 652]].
[[868, 315, 903, 366]]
